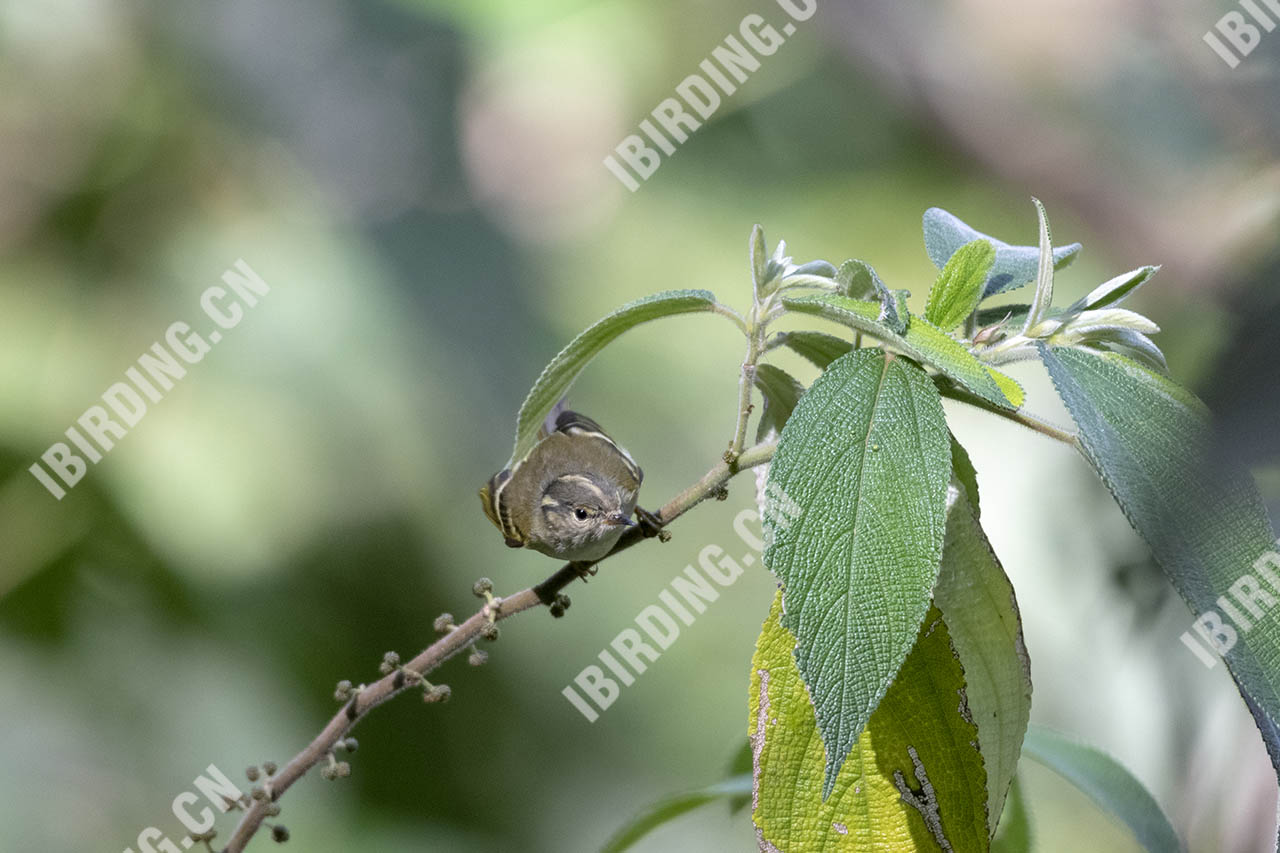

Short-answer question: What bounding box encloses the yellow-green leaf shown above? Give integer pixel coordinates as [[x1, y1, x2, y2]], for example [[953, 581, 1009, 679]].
[[925, 239, 996, 331], [750, 592, 989, 851]]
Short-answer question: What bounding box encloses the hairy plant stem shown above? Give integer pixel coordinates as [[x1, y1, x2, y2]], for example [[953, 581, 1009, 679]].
[[727, 283, 792, 464], [219, 439, 776, 853], [933, 377, 1079, 448], [727, 334, 762, 463]]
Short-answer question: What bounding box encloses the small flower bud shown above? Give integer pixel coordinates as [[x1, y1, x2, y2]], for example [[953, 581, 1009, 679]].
[[481, 623, 500, 641], [335, 761, 351, 777], [265, 803, 281, 817], [246, 766, 261, 782], [343, 737, 359, 753], [334, 680, 353, 701], [379, 651, 401, 675], [549, 603, 565, 618], [472, 577, 494, 597], [263, 761, 278, 776], [251, 786, 268, 802], [433, 613, 454, 633], [320, 765, 336, 781], [424, 683, 452, 703], [468, 648, 488, 666], [272, 824, 290, 842], [554, 594, 571, 610]]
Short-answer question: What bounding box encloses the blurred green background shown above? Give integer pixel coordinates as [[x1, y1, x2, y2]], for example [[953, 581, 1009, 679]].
[[1, 0, 1278, 850]]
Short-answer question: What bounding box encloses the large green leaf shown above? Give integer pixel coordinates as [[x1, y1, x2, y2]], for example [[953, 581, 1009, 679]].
[[925, 238, 996, 331], [1040, 345, 1280, 825], [782, 293, 1024, 409], [511, 289, 720, 464], [933, 471, 1032, 835], [763, 349, 952, 794], [750, 593, 989, 851], [598, 775, 753, 853], [923, 207, 1082, 298], [1022, 726, 1182, 853]]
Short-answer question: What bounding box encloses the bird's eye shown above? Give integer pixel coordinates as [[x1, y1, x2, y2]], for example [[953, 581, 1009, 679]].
[[574, 507, 589, 521]]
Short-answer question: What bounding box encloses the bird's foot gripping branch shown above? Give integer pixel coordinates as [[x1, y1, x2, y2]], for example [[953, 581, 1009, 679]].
[[219, 201, 1274, 853]]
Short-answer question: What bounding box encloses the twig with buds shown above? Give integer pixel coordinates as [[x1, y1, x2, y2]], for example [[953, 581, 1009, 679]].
[[219, 440, 776, 852]]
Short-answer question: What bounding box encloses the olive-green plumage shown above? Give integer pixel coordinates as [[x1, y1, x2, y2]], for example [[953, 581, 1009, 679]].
[[480, 410, 643, 562]]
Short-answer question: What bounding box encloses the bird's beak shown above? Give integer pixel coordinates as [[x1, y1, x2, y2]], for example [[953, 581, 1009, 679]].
[[604, 512, 637, 528]]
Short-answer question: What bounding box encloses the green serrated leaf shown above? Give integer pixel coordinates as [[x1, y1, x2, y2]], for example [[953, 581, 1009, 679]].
[[1039, 345, 1280, 833], [599, 775, 753, 853], [1022, 726, 1182, 853], [511, 290, 720, 465], [926, 238, 997, 331], [988, 370, 1026, 412], [933, 475, 1032, 835], [782, 293, 1024, 409], [881, 288, 911, 335], [778, 330, 853, 370], [923, 207, 1081, 298], [754, 363, 805, 443], [835, 259, 879, 300], [750, 593, 989, 851], [764, 349, 951, 795], [1065, 266, 1159, 314]]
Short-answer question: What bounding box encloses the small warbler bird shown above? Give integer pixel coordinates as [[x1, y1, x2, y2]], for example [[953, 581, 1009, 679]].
[[480, 408, 647, 564]]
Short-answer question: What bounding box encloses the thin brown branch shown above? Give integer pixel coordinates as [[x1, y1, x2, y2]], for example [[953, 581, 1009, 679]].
[[220, 440, 776, 852]]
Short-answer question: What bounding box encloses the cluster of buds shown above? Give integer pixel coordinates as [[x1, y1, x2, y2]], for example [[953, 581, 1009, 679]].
[[237, 763, 288, 842], [190, 830, 217, 850], [333, 679, 362, 703], [549, 593, 572, 619], [244, 761, 278, 783]]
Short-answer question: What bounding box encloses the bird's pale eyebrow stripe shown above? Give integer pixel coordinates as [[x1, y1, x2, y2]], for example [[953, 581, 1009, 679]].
[[556, 418, 643, 485], [553, 474, 608, 501]]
